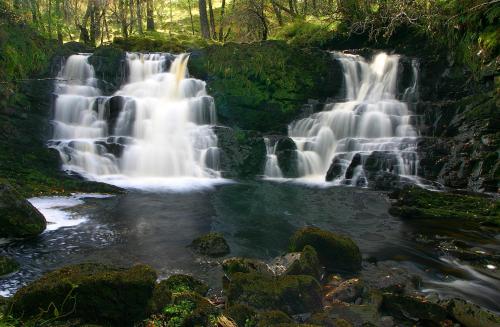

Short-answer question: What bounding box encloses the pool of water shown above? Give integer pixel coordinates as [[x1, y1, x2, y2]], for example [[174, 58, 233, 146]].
[[1, 181, 499, 312]]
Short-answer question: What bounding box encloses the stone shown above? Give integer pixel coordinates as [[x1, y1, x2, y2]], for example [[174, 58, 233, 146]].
[[0, 255, 20, 276], [289, 227, 362, 273], [326, 157, 344, 181], [283, 246, 323, 281], [345, 153, 362, 180], [382, 293, 448, 324], [190, 232, 230, 257], [444, 298, 500, 327], [0, 183, 47, 238], [223, 257, 274, 278], [324, 278, 364, 303], [162, 274, 209, 296]]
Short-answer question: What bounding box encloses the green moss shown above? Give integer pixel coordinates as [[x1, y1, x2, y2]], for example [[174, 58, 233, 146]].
[[163, 274, 209, 296], [224, 304, 257, 327], [112, 33, 210, 53], [11, 263, 157, 325], [222, 257, 273, 278], [150, 281, 173, 314], [289, 227, 362, 273], [190, 232, 231, 257], [225, 272, 322, 315], [256, 310, 293, 326], [285, 245, 322, 281], [0, 256, 20, 276], [389, 187, 500, 226]]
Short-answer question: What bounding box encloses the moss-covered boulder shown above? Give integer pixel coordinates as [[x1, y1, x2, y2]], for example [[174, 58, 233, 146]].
[[0, 183, 46, 238], [289, 227, 362, 273], [88, 46, 125, 94], [444, 298, 500, 327], [163, 274, 209, 295], [0, 255, 19, 276], [222, 257, 273, 278], [190, 232, 230, 257], [224, 304, 257, 326], [226, 272, 322, 315], [257, 310, 294, 326], [389, 187, 500, 226], [189, 41, 342, 133], [283, 246, 322, 281], [10, 263, 157, 325], [166, 291, 217, 326], [382, 294, 448, 324], [150, 280, 173, 314]]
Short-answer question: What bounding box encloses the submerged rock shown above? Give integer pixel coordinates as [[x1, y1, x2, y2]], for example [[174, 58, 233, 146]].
[[11, 263, 157, 325], [289, 227, 362, 273], [0, 183, 46, 238], [0, 255, 20, 276], [225, 272, 322, 315], [190, 232, 230, 257]]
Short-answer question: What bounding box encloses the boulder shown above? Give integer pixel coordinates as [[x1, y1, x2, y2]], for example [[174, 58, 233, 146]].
[[150, 280, 172, 314], [382, 294, 448, 324], [190, 232, 230, 257], [289, 227, 362, 273], [11, 263, 157, 325], [325, 157, 344, 182], [444, 298, 500, 327], [282, 246, 322, 281], [162, 274, 209, 296], [345, 153, 362, 180], [88, 46, 125, 94], [0, 183, 46, 238], [222, 257, 273, 278], [0, 255, 20, 276], [224, 304, 257, 327], [324, 278, 364, 303], [225, 272, 322, 315]]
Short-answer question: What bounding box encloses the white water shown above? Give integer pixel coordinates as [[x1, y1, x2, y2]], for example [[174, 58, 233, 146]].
[[288, 52, 420, 184], [264, 137, 283, 178], [50, 53, 222, 189]]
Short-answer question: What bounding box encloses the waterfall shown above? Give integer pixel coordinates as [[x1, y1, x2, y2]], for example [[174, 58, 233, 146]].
[[263, 137, 283, 178], [288, 52, 420, 184], [50, 52, 221, 188]]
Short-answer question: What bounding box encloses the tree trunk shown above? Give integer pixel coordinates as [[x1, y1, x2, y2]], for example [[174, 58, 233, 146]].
[[271, 0, 283, 26], [207, 0, 216, 39], [188, 0, 195, 35], [129, 0, 135, 36], [218, 0, 226, 41], [136, 0, 143, 34], [119, 0, 128, 38], [55, 0, 63, 44], [48, 0, 53, 38], [146, 0, 154, 31], [198, 0, 210, 39]]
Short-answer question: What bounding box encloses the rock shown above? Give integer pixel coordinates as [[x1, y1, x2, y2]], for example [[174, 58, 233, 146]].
[[370, 171, 401, 191], [345, 153, 362, 180], [0, 183, 47, 238], [389, 186, 500, 226], [169, 291, 217, 326], [326, 157, 344, 181], [361, 262, 420, 294], [283, 246, 323, 281], [150, 280, 172, 313], [382, 293, 448, 324], [324, 278, 364, 303], [88, 46, 125, 94], [256, 310, 293, 326], [190, 232, 230, 257], [289, 227, 362, 273], [224, 304, 257, 327], [225, 272, 322, 315], [444, 298, 500, 327], [0, 255, 20, 276], [222, 257, 274, 278], [162, 274, 209, 296], [323, 302, 380, 327], [363, 151, 400, 180], [11, 263, 157, 325], [275, 136, 299, 178]]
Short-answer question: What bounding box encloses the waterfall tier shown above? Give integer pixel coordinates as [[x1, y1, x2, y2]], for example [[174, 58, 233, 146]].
[[287, 52, 420, 185], [50, 52, 221, 189]]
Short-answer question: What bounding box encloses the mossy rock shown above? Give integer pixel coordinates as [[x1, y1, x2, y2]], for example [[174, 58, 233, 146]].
[[382, 293, 448, 324], [10, 263, 157, 325], [163, 274, 209, 296], [164, 291, 217, 326], [444, 298, 500, 327], [0, 183, 46, 238], [224, 304, 257, 326], [190, 232, 230, 257], [389, 187, 500, 226], [289, 227, 362, 273], [226, 272, 322, 315], [150, 280, 173, 314], [285, 245, 322, 281], [256, 310, 293, 326], [0, 255, 19, 276], [222, 257, 273, 278], [88, 46, 126, 94]]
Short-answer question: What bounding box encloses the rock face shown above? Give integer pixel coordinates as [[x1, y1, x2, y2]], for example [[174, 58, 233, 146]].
[[289, 227, 362, 273], [11, 263, 157, 325], [0, 183, 46, 238], [190, 232, 231, 257], [88, 46, 126, 94], [0, 255, 20, 276]]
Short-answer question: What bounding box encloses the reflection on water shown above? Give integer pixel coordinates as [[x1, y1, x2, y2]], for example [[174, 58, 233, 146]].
[[1, 181, 499, 312]]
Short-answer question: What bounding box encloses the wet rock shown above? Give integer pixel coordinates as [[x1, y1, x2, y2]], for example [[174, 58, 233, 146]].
[[289, 227, 362, 273], [0, 183, 47, 238], [370, 171, 401, 191], [11, 263, 157, 325], [323, 302, 380, 327], [282, 246, 323, 281], [224, 304, 257, 326], [276, 136, 299, 178], [225, 272, 322, 315], [169, 291, 217, 326], [0, 255, 20, 276], [256, 310, 294, 325], [162, 274, 209, 296], [345, 153, 362, 180], [361, 262, 420, 294], [222, 257, 273, 278], [190, 232, 230, 257], [326, 157, 344, 181], [324, 278, 364, 303], [150, 280, 172, 314], [88, 46, 125, 94], [443, 298, 500, 327], [382, 293, 448, 324]]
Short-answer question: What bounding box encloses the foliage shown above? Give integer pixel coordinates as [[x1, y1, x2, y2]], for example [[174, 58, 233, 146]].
[[274, 18, 339, 47]]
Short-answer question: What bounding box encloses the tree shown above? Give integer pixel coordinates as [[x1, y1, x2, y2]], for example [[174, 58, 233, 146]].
[[146, 0, 154, 30], [136, 0, 143, 34], [198, 0, 210, 38]]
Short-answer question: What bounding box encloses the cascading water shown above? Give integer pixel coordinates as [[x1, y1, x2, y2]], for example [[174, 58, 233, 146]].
[[50, 52, 221, 188], [263, 137, 283, 178], [288, 52, 420, 185]]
